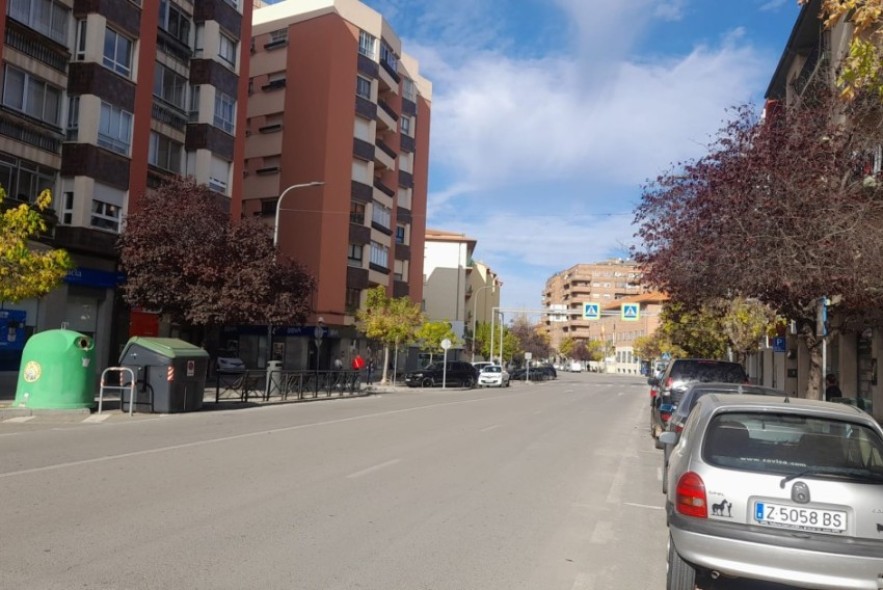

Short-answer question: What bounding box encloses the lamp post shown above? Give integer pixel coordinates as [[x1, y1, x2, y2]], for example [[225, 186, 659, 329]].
[[273, 181, 325, 247], [470, 284, 495, 363]]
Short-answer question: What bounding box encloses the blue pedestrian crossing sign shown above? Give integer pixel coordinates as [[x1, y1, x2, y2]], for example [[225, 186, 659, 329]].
[[583, 302, 600, 320], [621, 303, 640, 321]]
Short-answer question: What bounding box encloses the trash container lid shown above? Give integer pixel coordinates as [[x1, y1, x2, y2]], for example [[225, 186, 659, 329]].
[[121, 337, 210, 360]]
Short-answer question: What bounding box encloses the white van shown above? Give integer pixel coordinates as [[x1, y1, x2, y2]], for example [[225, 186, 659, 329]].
[[570, 361, 583, 372]]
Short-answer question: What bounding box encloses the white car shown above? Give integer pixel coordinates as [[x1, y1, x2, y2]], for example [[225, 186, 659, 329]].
[[478, 365, 510, 388]]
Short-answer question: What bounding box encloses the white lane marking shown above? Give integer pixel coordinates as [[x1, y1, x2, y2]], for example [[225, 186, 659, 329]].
[[656, 466, 663, 481], [570, 572, 595, 590], [346, 458, 401, 479], [82, 414, 111, 423], [4, 416, 35, 423], [0, 395, 506, 479], [480, 424, 501, 432], [624, 502, 664, 511]]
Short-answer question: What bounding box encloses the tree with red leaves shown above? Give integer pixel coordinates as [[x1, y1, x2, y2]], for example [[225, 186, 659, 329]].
[[118, 177, 315, 334], [633, 90, 883, 397]]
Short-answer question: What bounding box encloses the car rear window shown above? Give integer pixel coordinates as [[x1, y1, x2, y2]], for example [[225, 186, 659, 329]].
[[702, 412, 883, 482], [671, 361, 746, 383], [482, 366, 502, 373]]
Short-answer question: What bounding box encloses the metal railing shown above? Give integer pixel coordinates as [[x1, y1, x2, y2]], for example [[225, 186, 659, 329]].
[[214, 369, 367, 403]]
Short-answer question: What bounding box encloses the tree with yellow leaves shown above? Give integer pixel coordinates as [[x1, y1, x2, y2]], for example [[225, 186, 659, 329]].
[[803, 0, 883, 99], [0, 188, 72, 302]]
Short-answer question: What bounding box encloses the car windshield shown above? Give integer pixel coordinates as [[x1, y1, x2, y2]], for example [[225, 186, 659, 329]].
[[703, 412, 883, 482], [482, 366, 502, 373]]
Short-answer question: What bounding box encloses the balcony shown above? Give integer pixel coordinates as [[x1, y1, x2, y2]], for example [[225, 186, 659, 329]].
[[376, 99, 399, 131], [374, 139, 396, 170]]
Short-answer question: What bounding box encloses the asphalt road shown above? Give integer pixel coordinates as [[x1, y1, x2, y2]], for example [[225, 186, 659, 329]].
[[0, 374, 673, 589]]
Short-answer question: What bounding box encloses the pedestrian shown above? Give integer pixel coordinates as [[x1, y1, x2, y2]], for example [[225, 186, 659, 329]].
[[352, 353, 365, 371], [825, 373, 842, 401], [367, 358, 376, 383], [334, 356, 343, 371]]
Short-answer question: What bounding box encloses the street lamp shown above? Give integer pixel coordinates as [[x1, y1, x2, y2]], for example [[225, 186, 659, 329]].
[[273, 181, 325, 247], [470, 284, 495, 363]]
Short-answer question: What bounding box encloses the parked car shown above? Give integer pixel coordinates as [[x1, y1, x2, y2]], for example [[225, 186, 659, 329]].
[[403, 361, 478, 388], [510, 365, 555, 381], [216, 355, 246, 374], [472, 361, 494, 374], [477, 365, 510, 388], [648, 359, 748, 442], [660, 394, 883, 590], [660, 382, 787, 493]]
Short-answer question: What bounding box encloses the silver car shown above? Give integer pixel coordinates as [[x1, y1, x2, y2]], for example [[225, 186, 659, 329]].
[[660, 395, 883, 590]]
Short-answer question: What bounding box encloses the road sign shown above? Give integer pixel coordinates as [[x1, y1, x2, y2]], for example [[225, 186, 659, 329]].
[[621, 303, 640, 321], [583, 303, 600, 320]]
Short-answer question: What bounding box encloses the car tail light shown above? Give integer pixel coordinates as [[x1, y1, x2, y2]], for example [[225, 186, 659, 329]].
[[674, 423, 684, 433], [675, 472, 707, 518], [650, 387, 658, 398], [661, 410, 672, 423]]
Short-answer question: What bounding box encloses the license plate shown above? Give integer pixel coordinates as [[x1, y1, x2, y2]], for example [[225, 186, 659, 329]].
[[754, 502, 847, 533]]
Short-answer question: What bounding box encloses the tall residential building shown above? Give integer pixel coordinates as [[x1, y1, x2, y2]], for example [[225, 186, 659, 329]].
[[422, 229, 477, 341], [0, 0, 252, 374], [542, 259, 643, 351], [466, 260, 501, 346], [244, 0, 431, 370]]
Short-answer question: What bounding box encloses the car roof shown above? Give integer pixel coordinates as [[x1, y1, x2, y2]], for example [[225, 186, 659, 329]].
[[684, 382, 784, 396], [696, 393, 878, 425]]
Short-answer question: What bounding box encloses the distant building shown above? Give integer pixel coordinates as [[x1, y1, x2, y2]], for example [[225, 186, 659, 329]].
[[542, 259, 644, 352]]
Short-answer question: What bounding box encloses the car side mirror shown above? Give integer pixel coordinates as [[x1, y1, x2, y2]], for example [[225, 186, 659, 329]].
[[647, 377, 659, 387], [659, 431, 678, 446]]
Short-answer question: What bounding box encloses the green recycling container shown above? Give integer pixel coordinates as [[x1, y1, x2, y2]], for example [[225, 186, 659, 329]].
[[14, 329, 96, 409]]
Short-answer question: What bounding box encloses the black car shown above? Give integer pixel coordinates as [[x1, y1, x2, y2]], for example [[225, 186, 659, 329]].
[[647, 359, 748, 442], [510, 365, 556, 381], [403, 361, 478, 388]]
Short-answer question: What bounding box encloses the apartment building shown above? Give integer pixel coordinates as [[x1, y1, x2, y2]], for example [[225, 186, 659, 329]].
[[0, 0, 251, 374], [466, 260, 501, 353], [423, 229, 485, 343], [595, 292, 666, 374], [542, 259, 643, 352], [243, 0, 431, 370]]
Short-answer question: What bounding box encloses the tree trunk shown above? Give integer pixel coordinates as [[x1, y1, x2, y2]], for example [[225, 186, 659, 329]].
[[380, 344, 390, 384], [799, 322, 824, 400]]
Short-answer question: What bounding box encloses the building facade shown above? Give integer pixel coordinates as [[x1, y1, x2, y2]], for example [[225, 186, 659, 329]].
[[465, 260, 501, 359], [761, 0, 880, 419], [542, 259, 643, 352], [422, 229, 476, 341], [242, 0, 431, 370], [0, 0, 252, 381]]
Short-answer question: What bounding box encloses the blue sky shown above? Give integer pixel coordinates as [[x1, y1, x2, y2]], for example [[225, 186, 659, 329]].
[[360, 0, 801, 310]]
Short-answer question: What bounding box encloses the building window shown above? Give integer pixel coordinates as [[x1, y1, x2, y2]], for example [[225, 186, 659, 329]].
[[370, 241, 388, 268], [91, 200, 121, 232], [350, 201, 365, 224], [372, 203, 391, 229], [0, 155, 56, 203], [66, 96, 79, 140], [159, 0, 191, 46], [395, 225, 406, 244], [2, 66, 62, 126], [403, 77, 417, 101], [356, 76, 371, 99], [380, 42, 398, 72], [209, 156, 230, 193], [348, 243, 363, 265], [400, 116, 411, 136], [189, 85, 201, 121], [74, 20, 87, 60], [346, 288, 361, 311], [268, 28, 287, 46], [148, 132, 182, 173], [219, 32, 237, 67], [103, 27, 134, 77], [62, 191, 74, 224], [154, 63, 187, 110], [214, 91, 235, 133], [8, 0, 69, 44], [98, 102, 133, 155], [358, 31, 376, 59]]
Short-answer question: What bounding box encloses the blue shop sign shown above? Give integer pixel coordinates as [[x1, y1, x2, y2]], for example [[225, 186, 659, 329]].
[[65, 268, 125, 289]]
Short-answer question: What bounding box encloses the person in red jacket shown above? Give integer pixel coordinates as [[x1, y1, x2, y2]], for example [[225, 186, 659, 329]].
[[352, 354, 365, 371]]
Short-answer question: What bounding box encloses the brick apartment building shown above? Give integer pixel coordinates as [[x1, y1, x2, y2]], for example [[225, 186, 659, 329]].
[[240, 0, 431, 370], [0, 0, 252, 374]]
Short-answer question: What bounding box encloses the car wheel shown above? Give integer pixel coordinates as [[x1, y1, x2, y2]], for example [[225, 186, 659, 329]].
[[421, 377, 433, 388], [666, 534, 696, 590], [463, 376, 475, 389], [662, 445, 671, 494]]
